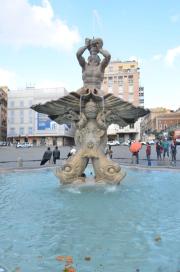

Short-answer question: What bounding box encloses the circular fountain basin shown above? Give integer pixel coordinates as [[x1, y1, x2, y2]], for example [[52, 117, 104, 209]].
[[0, 167, 180, 271]]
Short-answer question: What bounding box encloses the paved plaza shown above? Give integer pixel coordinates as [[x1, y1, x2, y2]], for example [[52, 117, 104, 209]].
[[0, 144, 179, 171]]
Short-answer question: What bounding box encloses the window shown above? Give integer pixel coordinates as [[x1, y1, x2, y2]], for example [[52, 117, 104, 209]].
[[51, 122, 56, 130], [20, 117, 24, 123], [29, 100, 33, 107], [108, 77, 113, 87], [10, 117, 14, 124], [118, 76, 123, 86], [10, 101, 15, 107], [128, 75, 133, 85], [130, 124, 134, 129], [19, 127, 24, 135], [118, 66, 123, 71], [10, 128, 15, 135], [28, 127, 33, 134], [108, 66, 113, 72], [129, 86, 134, 94], [20, 100, 24, 107], [113, 76, 117, 83], [29, 116, 33, 123]]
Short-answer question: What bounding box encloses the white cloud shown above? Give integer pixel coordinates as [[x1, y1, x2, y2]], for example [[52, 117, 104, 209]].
[[0, 0, 80, 51], [152, 54, 163, 61], [165, 46, 180, 65], [0, 68, 17, 87], [170, 14, 180, 23]]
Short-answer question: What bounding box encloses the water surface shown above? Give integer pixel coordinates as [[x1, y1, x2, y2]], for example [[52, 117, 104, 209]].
[[0, 168, 180, 272]]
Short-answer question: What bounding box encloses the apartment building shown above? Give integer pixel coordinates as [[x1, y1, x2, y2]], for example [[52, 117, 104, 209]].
[[102, 60, 144, 142], [7, 87, 75, 146], [139, 107, 180, 140], [0, 86, 8, 141]]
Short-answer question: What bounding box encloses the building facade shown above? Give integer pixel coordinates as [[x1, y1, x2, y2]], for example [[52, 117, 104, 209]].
[[140, 108, 180, 140], [101, 60, 144, 142], [0, 86, 8, 141], [7, 87, 75, 146]]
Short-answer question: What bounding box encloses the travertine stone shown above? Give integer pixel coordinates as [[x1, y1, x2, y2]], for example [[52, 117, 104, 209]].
[[32, 38, 149, 185]]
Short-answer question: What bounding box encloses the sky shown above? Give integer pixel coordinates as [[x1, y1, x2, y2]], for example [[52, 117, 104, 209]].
[[0, 0, 180, 110]]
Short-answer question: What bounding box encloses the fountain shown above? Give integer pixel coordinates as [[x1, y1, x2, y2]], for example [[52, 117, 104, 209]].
[[32, 38, 149, 185]]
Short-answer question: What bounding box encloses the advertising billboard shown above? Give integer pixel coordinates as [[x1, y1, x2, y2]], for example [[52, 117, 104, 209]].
[[37, 113, 51, 130]]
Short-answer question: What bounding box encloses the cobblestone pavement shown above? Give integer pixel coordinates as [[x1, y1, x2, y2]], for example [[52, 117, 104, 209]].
[[0, 145, 180, 171]]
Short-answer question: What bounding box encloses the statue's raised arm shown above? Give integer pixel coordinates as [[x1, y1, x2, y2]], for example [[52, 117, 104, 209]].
[[99, 47, 111, 71]]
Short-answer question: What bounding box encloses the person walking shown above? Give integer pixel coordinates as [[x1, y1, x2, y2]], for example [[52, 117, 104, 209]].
[[105, 145, 113, 159], [146, 142, 151, 166], [53, 146, 60, 164], [67, 147, 77, 158], [129, 141, 142, 164], [156, 140, 162, 160], [162, 138, 169, 159], [40, 147, 52, 165], [170, 140, 177, 165]]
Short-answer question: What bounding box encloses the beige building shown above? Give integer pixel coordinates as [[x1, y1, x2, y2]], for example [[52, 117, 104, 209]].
[[0, 86, 8, 141], [140, 107, 175, 140], [102, 60, 144, 142], [7, 87, 75, 146]]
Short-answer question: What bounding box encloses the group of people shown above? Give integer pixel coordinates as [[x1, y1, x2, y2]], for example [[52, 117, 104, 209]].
[[130, 138, 177, 166], [40, 146, 60, 165], [40, 139, 177, 167], [155, 138, 177, 164], [40, 146, 77, 166]]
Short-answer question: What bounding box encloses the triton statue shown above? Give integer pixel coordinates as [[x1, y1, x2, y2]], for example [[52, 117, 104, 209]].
[[32, 38, 149, 185]]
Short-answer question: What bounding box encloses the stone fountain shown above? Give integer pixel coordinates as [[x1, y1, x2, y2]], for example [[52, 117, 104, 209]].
[[32, 38, 149, 185]]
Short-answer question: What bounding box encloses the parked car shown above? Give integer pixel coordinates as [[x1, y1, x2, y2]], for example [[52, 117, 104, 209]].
[[140, 141, 146, 145], [121, 141, 131, 146], [0, 141, 7, 146], [148, 140, 155, 145], [107, 140, 120, 146], [175, 138, 180, 145], [16, 142, 33, 148]]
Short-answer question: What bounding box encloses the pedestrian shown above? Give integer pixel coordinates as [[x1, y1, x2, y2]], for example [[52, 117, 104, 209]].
[[170, 140, 177, 165], [40, 147, 52, 165], [131, 151, 139, 164], [105, 145, 113, 159], [156, 140, 162, 160], [53, 146, 60, 164], [129, 141, 142, 164], [162, 138, 169, 159], [67, 147, 76, 158], [146, 142, 151, 166]]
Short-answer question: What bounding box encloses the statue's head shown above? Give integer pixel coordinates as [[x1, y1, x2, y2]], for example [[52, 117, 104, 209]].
[[88, 54, 100, 66], [84, 99, 98, 119]]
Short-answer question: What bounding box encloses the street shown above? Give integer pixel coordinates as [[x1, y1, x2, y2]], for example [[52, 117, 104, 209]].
[[0, 144, 180, 170]]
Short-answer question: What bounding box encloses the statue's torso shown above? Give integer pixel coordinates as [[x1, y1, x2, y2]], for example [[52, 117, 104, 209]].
[[82, 64, 103, 89]]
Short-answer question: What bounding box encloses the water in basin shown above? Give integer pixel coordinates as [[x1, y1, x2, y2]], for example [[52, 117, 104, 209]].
[[0, 168, 180, 272]]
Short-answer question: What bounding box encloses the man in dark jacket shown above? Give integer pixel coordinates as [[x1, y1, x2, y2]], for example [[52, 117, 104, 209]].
[[53, 146, 60, 164], [40, 147, 52, 165]]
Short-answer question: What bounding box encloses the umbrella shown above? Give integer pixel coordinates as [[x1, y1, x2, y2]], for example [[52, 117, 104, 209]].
[[129, 142, 142, 153]]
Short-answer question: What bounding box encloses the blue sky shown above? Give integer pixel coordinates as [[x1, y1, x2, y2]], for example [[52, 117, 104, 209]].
[[0, 0, 180, 110]]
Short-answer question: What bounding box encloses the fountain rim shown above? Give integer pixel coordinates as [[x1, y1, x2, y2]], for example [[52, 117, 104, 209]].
[[0, 164, 180, 174]]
